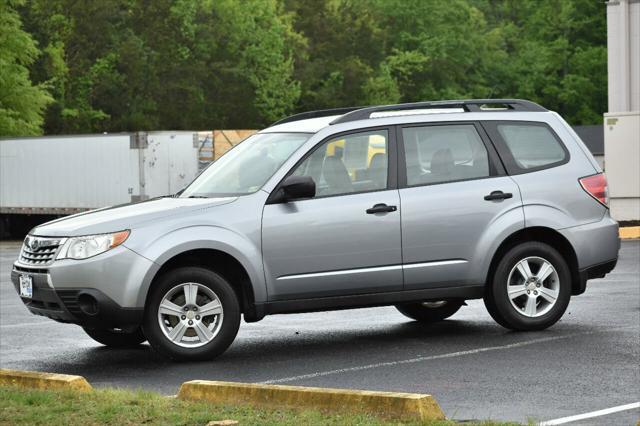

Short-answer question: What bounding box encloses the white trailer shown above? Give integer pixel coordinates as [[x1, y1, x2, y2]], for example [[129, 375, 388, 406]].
[[0, 132, 200, 234]]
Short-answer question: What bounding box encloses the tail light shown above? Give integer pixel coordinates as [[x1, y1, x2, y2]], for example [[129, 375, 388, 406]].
[[579, 173, 609, 207]]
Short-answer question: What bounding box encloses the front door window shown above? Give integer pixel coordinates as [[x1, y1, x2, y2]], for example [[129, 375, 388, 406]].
[[292, 130, 389, 197]]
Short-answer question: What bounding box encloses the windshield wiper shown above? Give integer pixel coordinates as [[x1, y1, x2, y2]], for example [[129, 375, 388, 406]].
[[187, 195, 209, 198]]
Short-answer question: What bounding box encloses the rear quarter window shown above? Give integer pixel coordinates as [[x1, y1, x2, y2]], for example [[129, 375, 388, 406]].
[[484, 121, 569, 174]]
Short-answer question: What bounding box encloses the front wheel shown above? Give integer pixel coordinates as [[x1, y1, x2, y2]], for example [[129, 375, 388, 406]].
[[395, 300, 464, 323], [484, 241, 571, 331], [143, 267, 240, 361], [83, 327, 146, 347]]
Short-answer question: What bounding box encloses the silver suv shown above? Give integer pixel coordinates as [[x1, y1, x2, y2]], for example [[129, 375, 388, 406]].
[[12, 99, 620, 361]]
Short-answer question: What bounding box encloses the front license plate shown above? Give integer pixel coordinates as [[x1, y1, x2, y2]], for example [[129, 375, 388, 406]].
[[19, 275, 33, 299]]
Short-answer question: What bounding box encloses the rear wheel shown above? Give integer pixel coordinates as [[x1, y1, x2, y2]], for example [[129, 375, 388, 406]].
[[395, 300, 464, 323], [143, 267, 240, 361], [83, 327, 146, 347], [484, 241, 571, 331]]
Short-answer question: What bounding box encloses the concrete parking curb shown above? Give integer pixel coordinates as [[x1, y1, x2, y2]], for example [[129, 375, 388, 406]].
[[0, 368, 93, 392], [620, 226, 640, 239], [177, 380, 445, 421]]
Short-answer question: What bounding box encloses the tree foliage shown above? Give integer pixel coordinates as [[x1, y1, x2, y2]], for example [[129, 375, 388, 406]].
[[0, 0, 52, 136], [1, 0, 608, 136]]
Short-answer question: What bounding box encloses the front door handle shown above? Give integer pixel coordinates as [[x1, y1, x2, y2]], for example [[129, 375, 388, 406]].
[[366, 203, 397, 214], [484, 190, 513, 201]]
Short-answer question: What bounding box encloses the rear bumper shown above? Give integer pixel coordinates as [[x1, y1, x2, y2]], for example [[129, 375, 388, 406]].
[[573, 258, 618, 296], [11, 265, 143, 330], [560, 214, 620, 295], [582, 258, 618, 280], [560, 214, 620, 270]]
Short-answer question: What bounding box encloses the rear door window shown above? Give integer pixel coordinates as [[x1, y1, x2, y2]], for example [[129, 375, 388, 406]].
[[401, 124, 491, 186]]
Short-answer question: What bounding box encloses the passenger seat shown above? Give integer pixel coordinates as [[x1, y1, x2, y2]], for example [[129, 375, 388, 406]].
[[368, 153, 387, 188], [322, 156, 353, 195], [429, 148, 455, 182]]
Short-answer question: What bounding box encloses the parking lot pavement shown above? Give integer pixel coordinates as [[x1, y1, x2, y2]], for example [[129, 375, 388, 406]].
[[1, 240, 638, 424]]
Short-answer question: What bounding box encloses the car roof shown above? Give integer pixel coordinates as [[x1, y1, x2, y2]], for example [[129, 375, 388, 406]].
[[261, 115, 340, 134]]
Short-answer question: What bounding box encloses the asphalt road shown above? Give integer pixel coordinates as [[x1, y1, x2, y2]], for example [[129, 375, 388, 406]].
[[1, 240, 638, 425]]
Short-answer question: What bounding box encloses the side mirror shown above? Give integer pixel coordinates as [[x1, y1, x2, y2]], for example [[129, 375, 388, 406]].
[[275, 175, 316, 203]]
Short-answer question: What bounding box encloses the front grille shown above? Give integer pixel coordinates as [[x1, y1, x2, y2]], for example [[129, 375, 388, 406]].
[[19, 236, 64, 265], [28, 299, 62, 311], [57, 290, 82, 316], [13, 265, 49, 274]]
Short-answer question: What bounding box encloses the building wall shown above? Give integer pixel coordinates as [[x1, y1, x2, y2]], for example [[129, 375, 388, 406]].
[[607, 0, 640, 112], [605, 0, 640, 221]]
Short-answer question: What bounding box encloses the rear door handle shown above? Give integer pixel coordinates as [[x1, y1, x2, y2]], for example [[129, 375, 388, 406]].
[[366, 203, 397, 214], [484, 191, 513, 201]]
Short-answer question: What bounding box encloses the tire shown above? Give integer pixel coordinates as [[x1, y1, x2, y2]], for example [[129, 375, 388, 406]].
[[143, 266, 240, 361], [83, 327, 146, 347], [484, 241, 571, 331], [395, 300, 464, 323]]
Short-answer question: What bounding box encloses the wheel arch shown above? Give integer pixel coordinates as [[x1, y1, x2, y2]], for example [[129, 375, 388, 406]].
[[144, 248, 262, 322], [131, 225, 267, 321], [486, 226, 582, 295]]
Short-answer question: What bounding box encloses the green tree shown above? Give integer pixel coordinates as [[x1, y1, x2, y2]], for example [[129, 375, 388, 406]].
[[0, 0, 52, 136], [21, 0, 132, 133], [21, 0, 302, 132], [207, 0, 303, 126], [285, 0, 385, 109], [472, 0, 607, 124], [13, 0, 607, 133], [367, 0, 504, 102]]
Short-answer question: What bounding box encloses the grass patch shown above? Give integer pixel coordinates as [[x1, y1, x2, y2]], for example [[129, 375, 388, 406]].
[[0, 385, 518, 425]]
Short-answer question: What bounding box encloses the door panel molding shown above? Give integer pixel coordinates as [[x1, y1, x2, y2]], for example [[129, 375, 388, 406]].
[[403, 259, 468, 269], [277, 259, 468, 280], [277, 264, 402, 280]]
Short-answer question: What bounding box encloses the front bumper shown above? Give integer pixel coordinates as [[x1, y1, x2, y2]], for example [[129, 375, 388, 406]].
[[11, 245, 158, 330], [11, 265, 143, 329]]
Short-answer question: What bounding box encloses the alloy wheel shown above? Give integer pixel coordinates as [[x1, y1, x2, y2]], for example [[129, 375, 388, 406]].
[[507, 256, 560, 318], [157, 282, 224, 348]]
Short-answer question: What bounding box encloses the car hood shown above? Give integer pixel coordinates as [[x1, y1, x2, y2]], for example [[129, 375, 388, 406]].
[[30, 197, 237, 237]]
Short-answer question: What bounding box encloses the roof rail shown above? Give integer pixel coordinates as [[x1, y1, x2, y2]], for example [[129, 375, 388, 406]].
[[330, 99, 547, 125], [271, 106, 363, 126]]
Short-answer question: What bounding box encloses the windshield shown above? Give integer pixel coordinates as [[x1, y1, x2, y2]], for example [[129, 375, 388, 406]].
[[181, 132, 311, 197]]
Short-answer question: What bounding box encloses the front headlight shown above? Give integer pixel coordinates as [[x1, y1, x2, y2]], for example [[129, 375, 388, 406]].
[[56, 230, 130, 260]]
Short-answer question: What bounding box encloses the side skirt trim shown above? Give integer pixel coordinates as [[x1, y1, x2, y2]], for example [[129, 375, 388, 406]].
[[257, 285, 484, 316]]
